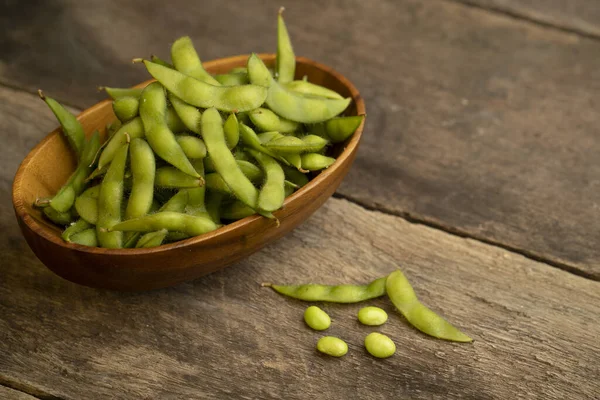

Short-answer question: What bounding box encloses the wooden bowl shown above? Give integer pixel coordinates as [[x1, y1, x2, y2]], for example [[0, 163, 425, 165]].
[[12, 54, 365, 291]]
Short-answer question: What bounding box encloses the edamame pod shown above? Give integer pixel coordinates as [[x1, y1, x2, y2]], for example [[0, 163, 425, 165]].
[[155, 167, 204, 188], [249, 108, 281, 132], [144, 60, 267, 113], [205, 190, 225, 224], [223, 113, 240, 149], [43, 206, 73, 225], [325, 115, 365, 143], [276, 7, 295, 84], [171, 36, 221, 86], [97, 117, 144, 170], [97, 143, 129, 248], [168, 92, 202, 134], [184, 160, 208, 216], [62, 219, 92, 242], [263, 277, 387, 303], [214, 72, 249, 86], [300, 153, 336, 171], [125, 138, 155, 220], [386, 270, 473, 343], [38, 90, 85, 157], [220, 200, 256, 220], [202, 108, 259, 209], [75, 185, 100, 224], [151, 54, 173, 68], [284, 80, 344, 100], [113, 96, 139, 122], [282, 165, 309, 187], [238, 123, 289, 164], [176, 135, 207, 159], [69, 228, 98, 247], [248, 149, 285, 212], [135, 229, 169, 248], [110, 211, 218, 236], [140, 82, 200, 178], [101, 86, 144, 100], [263, 134, 328, 154]]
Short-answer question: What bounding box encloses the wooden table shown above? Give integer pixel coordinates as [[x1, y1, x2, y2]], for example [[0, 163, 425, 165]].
[[1, 1, 599, 398]]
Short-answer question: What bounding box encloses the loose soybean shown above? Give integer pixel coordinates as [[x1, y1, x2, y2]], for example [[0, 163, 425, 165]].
[[304, 306, 331, 331], [316, 337, 348, 357]]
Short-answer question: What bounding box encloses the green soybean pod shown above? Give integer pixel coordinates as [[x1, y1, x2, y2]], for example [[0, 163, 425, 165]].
[[248, 149, 285, 213], [282, 165, 309, 187], [110, 211, 218, 236], [247, 53, 272, 88], [160, 190, 190, 213], [357, 307, 388, 326], [304, 306, 331, 331], [184, 159, 208, 216], [38, 90, 85, 157], [125, 138, 155, 220], [238, 123, 289, 164], [300, 153, 336, 171], [364, 333, 396, 359], [176, 135, 207, 159], [151, 54, 173, 69], [386, 270, 473, 343], [249, 108, 281, 132], [97, 143, 129, 248], [220, 200, 256, 220], [75, 185, 100, 224], [61, 219, 92, 242], [168, 92, 202, 135], [278, 116, 300, 133], [170, 36, 221, 86], [155, 167, 204, 188], [112, 96, 139, 122], [263, 277, 387, 303], [165, 107, 188, 133], [276, 7, 295, 84], [143, 60, 267, 113], [316, 337, 348, 357], [202, 108, 259, 209], [205, 190, 225, 224], [140, 82, 200, 178], [69, 228, 98, 247], [284, 80, 344, 100], [224, 113, 240, 149], [263, 135, 328, 154], [214, 72, 249, 86], [43, 206, 73, 225], [97, 117, 144, 171], [135, 229, 169, 248], [101, 86, 144, 100], [257, 131, 281, 144], [325, 115, 365, 143], [284, 182, 295, 197]]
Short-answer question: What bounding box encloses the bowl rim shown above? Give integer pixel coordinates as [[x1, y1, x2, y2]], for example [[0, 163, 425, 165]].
[[12, 53, 365, 256]]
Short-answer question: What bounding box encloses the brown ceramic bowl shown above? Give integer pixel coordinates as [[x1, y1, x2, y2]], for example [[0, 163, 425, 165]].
[[12, 54, 365, 291]]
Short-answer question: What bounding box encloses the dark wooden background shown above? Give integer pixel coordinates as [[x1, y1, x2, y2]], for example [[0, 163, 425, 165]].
[[1, 0, 599, 399]]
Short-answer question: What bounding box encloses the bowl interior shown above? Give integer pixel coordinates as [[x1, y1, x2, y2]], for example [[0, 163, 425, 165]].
[[13, 54, 364, 254]]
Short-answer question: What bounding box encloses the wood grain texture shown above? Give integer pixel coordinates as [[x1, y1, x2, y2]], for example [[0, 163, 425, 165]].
[[1, 88, 599, 398], [454, 0, 600, 38], [0, 386, 39, 400], [1, 0, 599, 278]]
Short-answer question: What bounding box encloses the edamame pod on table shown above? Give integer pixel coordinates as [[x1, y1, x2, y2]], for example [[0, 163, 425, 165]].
[[248, 149, 285, 213], [171, 36, 221, 86], [97, 143, 129, 248], [112, 96, 139, 122], [202, 108, 259, 209], [38, 90, 85, 157], [386, 270, 473, 343], [110, 211, 218, 236], [276, 7, 295, 84], [263, 277, 387, 303], [143, 60, 267, 113], [140, 82, 200, 178]]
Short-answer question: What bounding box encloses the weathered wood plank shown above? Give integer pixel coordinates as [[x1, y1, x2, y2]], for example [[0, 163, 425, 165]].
[[2, 86, 599, 400], [455, 0, 600, 38], [1, 0, 599, 278], [0, 386, 39, 400]]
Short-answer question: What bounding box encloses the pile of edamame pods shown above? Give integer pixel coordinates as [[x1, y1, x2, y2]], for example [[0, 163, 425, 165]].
[[264, 269, 472, 358], [36, 8, 365, 249]]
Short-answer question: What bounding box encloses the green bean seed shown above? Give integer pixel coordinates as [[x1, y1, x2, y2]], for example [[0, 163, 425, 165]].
[[304, 306, 331, 331], [110, 211, 218, 236], [357, 307, 388, 326], [135, 229, 169, 248], [97, 117, 144, 170], [264, 277, 387, 303], [101, 86, 144, 100], [249, 107, 280, 132], [75, 185, 100, 224], [97, 143, 129, 248], [176, 135, 207, 159], [151, 54, 173, 68], [214, 72, 249, 86], [171, 36, 221, 86], [168, 92, 202, 134], [364, 333, 396, 359], [38, 90, 85, 157], [276, 7, 295, 84], [144, 60, 267, 113], [155, 167, 204, 188], [316, 336, 348, 357], [284, 80, 344, 100], [69, 228, 98, 247], [264, 134, 328, 154], [300, 153, 336, 171], [223, 113, 240, 149], [248, 149, 285, 212], [247, 54, 351, 123], [61, 219, 92, 242], [140, 82, 200, 178], [386, 270, 473, 342], [202, 108, 259, 209], [325, 115, 365, 143], [125, 138, 155, 220], [112, 96, 139, 122]]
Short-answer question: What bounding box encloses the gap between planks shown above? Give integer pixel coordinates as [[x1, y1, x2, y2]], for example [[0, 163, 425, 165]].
[[1, 80, 596, 283], [447, 0, 600, 41], [0, 375, 64, 400]]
